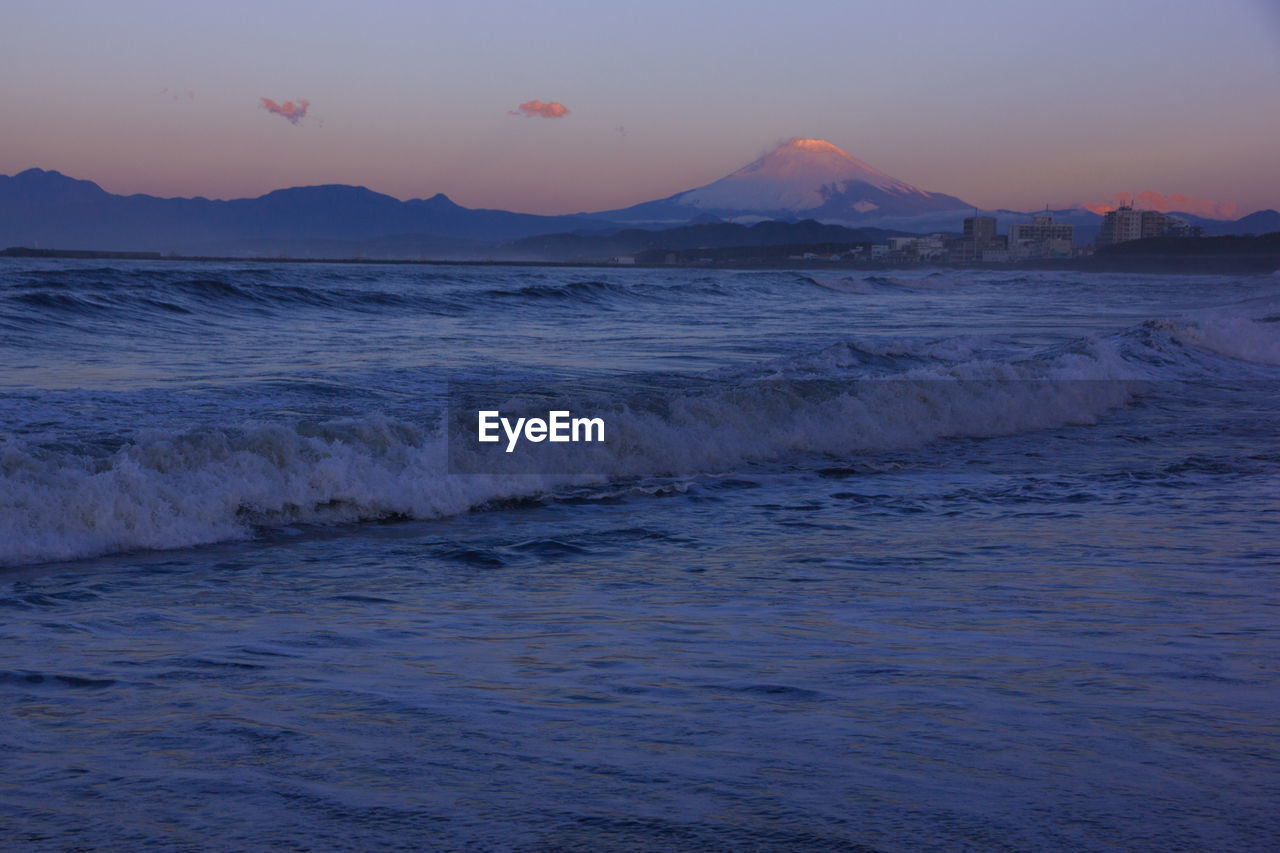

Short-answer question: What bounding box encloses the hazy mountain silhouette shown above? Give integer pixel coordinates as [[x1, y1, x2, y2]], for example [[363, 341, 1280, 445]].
[[0, 168, 607, 255]]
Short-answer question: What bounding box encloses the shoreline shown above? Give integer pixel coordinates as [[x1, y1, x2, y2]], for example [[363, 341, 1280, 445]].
[[3, 246, 1278, 276]]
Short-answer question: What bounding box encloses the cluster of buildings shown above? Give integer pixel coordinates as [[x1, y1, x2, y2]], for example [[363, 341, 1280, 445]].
[[946, 212, 1077, 262], [840, 211, 1078, 264], [630, 203, 1207, 266], [1095, 205, 1202, 247], [849, 204, 1201, 264]]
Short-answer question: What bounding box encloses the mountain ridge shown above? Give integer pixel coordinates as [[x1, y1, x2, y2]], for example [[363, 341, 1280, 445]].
[[0, 168, 606, 252], [2, 146, 1275, 257]]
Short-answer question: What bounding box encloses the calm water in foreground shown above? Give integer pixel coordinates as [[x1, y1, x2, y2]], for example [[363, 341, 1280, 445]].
[[1, 260, 1277, 850]]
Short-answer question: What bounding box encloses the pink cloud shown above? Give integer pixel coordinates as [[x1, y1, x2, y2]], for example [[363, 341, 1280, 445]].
[[1084, 191, 1239, 220], [260, 97, 310, 125], [509, 99, 570, 119]]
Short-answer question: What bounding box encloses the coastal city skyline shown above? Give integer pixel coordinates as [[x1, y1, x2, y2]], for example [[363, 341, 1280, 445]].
[[3, 0, 1279, 215]]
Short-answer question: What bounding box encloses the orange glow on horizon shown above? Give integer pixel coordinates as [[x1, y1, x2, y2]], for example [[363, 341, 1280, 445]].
[[1084, 191, 1240, 219]]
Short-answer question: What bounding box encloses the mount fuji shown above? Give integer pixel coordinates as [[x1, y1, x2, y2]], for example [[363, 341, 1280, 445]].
[[592, 138, 974, 227]]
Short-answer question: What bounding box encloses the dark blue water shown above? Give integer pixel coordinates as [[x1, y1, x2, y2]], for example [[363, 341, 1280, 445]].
[[1, 260, 1278, 850]]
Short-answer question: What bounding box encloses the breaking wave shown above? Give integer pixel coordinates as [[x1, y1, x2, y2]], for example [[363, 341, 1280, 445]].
[[1150, 297, 1280, 366], [4, 291, 1276, 567]]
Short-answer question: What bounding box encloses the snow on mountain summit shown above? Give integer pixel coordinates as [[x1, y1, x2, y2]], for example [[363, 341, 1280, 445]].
[[677, 138, 928, 213], [586, 137, 974, 226]]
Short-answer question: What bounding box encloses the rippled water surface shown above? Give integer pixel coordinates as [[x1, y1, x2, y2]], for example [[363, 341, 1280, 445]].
[[1, 260, 1278, 850]]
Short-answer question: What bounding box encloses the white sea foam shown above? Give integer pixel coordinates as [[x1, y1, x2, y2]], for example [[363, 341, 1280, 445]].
[[0, 418, 574, 567], [1159, 297, 1280, 366], [6, 293, 1277, 568], [0, 346, 1146, 567]]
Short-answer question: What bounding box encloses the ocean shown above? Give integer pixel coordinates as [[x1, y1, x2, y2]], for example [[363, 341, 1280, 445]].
[[1, 260, 1277, 851]]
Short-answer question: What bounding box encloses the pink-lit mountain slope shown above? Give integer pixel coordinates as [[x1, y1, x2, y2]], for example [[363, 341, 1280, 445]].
[[593, 138, 973, 225]]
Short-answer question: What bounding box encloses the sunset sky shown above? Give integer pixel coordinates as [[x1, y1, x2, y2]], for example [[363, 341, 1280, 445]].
[[2, 0, 1278, 215]]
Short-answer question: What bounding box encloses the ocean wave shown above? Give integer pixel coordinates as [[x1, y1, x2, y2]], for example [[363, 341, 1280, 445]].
[[1, 274, 442, 323], [806, 273, 958, 295], [0, 382, 1123, 566], [1152, 296, 1280, 366], [2, 287, 1277, 567], [0, 415, 541, 566], [1, 269, 716, 328], [481, 279, 633, 302], [0, 370, 1143, 568]]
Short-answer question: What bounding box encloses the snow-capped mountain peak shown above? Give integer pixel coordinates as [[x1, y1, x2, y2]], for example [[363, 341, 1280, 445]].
[[676, 138, 930, 213], [590, 137, 973, 227]]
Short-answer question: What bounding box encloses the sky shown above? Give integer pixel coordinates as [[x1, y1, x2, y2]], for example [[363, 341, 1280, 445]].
[[2, 0, 1278, 215]]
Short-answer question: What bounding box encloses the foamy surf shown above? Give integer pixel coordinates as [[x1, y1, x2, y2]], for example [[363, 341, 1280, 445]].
[[1157, 296, 1280, 366], [0, 323, 1187, 567], [3, 264, 1277, 567]]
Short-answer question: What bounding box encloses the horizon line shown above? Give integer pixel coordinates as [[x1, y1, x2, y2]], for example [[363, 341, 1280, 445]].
[[2, 165, 1272, 222]]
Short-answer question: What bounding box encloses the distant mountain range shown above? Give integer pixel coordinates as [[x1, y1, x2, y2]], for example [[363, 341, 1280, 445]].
[[2, 139, 1276, 260], [0, 168, 600, 256]]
